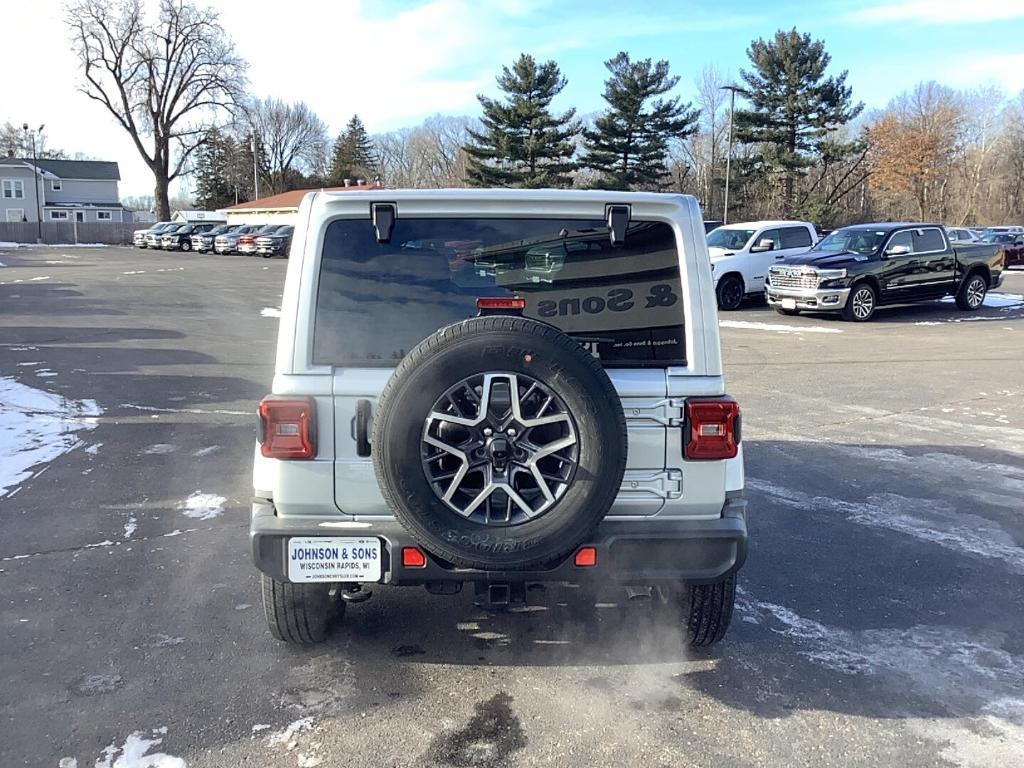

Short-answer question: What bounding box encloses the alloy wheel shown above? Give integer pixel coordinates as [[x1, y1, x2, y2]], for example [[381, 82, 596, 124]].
[[966, 277, 986, 308], [421, 372, 579, 525], [852, 287, 874, 319]]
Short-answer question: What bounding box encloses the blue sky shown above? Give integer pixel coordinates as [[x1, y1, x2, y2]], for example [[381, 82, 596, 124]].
[[8, 0, 1024, 196]]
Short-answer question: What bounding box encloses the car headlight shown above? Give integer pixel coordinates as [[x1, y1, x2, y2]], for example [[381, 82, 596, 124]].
[[815, 269, 847, 280]]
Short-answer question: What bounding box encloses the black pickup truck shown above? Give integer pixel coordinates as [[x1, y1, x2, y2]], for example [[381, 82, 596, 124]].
[[765, 223, 1006, 321]]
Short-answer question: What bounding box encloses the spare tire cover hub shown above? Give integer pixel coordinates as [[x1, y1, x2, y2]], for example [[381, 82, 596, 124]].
[[422, 372, 579, 526]]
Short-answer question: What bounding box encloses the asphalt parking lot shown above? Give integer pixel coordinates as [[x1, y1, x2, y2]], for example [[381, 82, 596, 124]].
[[1, 244, 1023, 768]]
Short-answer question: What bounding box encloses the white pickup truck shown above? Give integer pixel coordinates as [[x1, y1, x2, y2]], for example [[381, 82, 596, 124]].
[[707, 220, 818, 310]]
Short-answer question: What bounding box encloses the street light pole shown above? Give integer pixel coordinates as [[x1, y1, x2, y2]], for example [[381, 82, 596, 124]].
[[719, 85, 744, 226], [250, 133, 260, 200], [22, 123, 44, 243]]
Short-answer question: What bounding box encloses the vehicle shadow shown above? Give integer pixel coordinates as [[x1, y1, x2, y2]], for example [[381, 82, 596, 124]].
[[0, 281, 131, 316], [331, 437, 1024, 725]]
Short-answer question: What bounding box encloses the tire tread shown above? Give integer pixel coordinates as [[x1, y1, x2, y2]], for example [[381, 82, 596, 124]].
[[685, 574, 736, 647], [261, 574, 339, 644]]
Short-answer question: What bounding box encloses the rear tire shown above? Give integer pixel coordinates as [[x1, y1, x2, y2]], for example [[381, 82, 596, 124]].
[[955, 273, 987, 311], [180, 241, 191, 252], [716, 275, 745, 311], [683, 574, 736, 647], [261, 574, 343, 644]]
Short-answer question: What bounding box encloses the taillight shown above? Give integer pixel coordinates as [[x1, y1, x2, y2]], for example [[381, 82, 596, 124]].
[[257, 398, 316, 459], [684, 399, 740, 460], [476, 296, 526, 311]]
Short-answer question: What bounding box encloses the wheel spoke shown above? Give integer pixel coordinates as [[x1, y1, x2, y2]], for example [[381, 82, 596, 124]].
[[422, 371, 579, 524]]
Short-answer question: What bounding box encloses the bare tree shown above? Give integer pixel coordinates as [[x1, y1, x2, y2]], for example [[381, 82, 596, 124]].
[[67, 0, 246, 219], [0, 122, 67, 159], [374, 115, 472, 188], [244, 98, 329, 194], [683, 65, 730, 216]]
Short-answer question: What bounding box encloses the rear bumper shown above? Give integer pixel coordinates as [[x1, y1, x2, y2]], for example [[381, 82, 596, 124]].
[[250, 494, 747, 586], [766, 284, 849, 312]]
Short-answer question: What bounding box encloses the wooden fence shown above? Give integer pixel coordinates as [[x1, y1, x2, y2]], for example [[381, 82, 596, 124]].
[[0, 221, 139, 245]]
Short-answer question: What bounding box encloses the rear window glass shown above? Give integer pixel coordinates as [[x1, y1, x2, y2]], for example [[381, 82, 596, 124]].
[[313, 217, 685, 368], [780, 226, 812, 248], [913, 228, 945, 252]]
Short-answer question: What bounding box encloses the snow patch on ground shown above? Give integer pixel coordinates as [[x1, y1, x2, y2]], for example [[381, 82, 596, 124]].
[[85, 442, 102, 455], [192, 445, 221, 457], [829, 445, 1024, 496], [940, 292, 1024, 308], [143, 443, 177, 455], [180, 491, 226, 520], [737, 592, 1024, 767], [719, 319, 843, 334], [94, 728, 185, 768], [123, 517, 137, 539], [261, 306, 282, 318], [0, 377, 101, 498], [122, 270, 146, 275], [747, 477, 1024, 573], [267, 716, 315, 747]]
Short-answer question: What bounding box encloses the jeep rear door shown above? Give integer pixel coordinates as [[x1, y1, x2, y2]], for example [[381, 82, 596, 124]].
[[313, 214, 689, 518]]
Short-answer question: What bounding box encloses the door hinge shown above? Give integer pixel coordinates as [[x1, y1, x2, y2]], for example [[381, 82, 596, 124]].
[[620, 470, 683, 500], [623, 398, 686, 427]]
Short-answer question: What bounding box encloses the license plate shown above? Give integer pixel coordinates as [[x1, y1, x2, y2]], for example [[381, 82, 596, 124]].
[[287, 537, 381, 583], [782, 298, 797, 310]]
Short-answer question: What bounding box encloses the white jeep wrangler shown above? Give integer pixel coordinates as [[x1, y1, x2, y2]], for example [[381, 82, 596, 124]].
[[252, 189, 747, 646]]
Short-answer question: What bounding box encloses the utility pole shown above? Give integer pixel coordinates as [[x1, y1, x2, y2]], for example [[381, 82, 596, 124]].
[[250, 133, 260, 200], [22, 123, 45, 242], [719, 85, 744, 225]]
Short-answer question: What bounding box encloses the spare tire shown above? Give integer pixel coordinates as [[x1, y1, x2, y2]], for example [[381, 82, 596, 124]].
[[372, 316, 627, 570]]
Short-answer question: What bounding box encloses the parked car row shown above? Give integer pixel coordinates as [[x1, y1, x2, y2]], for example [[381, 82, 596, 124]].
[[132, 222, 294, 257], [705, 219, 1012, 321]]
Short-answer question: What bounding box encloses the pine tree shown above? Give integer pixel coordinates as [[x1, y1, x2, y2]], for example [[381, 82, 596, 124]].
[[328, 115, 378, 185], [193, 127, 238, 210], [582, 52, 699, 190], [734, 28, 863, 215], [464, 54, 580, 188]]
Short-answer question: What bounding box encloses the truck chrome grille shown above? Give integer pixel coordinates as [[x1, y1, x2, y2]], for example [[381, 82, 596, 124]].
[[769, 269, 818, 290]]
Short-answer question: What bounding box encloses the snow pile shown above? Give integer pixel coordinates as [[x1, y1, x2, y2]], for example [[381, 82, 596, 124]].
[[0, 377, 101, 498], [180, 491, 226, 520], [261, 306, 282, 318]]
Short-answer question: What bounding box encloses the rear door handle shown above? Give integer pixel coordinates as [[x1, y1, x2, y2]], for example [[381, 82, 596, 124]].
[[351, 399, 372, 457]]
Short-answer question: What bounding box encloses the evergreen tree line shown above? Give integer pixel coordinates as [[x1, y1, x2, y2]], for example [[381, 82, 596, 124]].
[[192, 111, 380, 211], [186, 27, 1024, 227]]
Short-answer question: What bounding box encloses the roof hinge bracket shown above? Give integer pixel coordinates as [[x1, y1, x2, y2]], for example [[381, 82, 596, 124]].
[[371, 202, 396, 243], [605, 204, 630, 246]]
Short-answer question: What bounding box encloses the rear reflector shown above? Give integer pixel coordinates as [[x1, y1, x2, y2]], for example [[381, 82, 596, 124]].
[[257, 398, 316, 459], [401, 547, 426, 568], [574, 546, 597, 567], [476, 296, 525, 311], [684, 399, 740, 460]]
